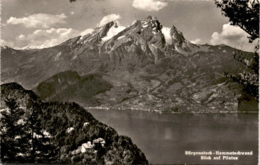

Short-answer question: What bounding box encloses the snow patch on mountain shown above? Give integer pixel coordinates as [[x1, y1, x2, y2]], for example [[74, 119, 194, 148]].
[[117, 35, 126, 40], [102, 25, 126, 41], [17, 45, 49, 50], [54, 52, 62, 61], [80, 28, 94, 36], [162, 27, 172, 44]]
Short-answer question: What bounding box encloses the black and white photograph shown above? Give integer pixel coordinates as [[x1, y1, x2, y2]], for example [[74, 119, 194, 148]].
[[0, 0, 259, 164]]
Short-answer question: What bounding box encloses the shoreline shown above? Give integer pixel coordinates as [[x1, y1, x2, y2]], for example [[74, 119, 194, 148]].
[[84, 106, 259, 114]]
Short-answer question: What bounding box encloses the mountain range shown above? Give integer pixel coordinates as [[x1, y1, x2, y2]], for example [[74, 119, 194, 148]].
[[1, 16, 258, 112]]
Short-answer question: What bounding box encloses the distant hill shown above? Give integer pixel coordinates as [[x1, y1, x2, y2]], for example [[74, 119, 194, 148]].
[[34, 71, 112, 106], [0, 82, 148, 164], [1, 16, 258, 112]]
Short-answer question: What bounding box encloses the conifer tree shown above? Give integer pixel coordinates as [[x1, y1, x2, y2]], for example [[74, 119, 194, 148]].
[[1, 99, 28, 162]]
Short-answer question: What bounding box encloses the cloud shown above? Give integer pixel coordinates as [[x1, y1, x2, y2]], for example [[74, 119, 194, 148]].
[[0, 39, 14, 47], [3, 12, 123, 49], [7, 13, 67, 28], [210, 23, 255, 51], [98, 14, 121, 27], [3, 18, 126, 49], [15, 28, 80, 49], [162, 27, 172, 44], [191, 38, 202, 44], [18, 34, 25, 40], [132, 0, 168, 11]]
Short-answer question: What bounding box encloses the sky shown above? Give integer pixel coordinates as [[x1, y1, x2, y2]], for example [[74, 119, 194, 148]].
[[1, 0, 257, 51]]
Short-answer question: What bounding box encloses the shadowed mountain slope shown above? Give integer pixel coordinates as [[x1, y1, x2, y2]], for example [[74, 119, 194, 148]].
[[0, 82, 148, 164]]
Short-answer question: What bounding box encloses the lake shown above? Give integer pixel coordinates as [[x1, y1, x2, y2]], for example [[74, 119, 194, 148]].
[[87, 109, 258, 164]]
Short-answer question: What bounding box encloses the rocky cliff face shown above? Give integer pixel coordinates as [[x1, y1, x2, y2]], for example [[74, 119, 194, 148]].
[[0, 83, 148, 164], [1, 16, 258, 112], [170, 25, 199, 54]]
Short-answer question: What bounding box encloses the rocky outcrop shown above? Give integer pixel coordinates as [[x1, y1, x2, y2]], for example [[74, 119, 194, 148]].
[[64, 16, 166, 63], [170, 25, 199, 54], [0, 83, 148, 164]]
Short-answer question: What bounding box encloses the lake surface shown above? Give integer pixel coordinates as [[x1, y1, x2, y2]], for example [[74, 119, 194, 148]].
[[87, 109, 258, 164]]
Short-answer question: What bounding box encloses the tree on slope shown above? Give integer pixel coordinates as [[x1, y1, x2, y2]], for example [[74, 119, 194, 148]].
[[215, 0, 259, 100], [215, 0, 259, 42], [1, 99, 29, 162]]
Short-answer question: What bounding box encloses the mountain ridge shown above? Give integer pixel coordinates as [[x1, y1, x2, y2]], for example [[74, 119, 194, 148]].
[[1, 16, 258, 113]]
